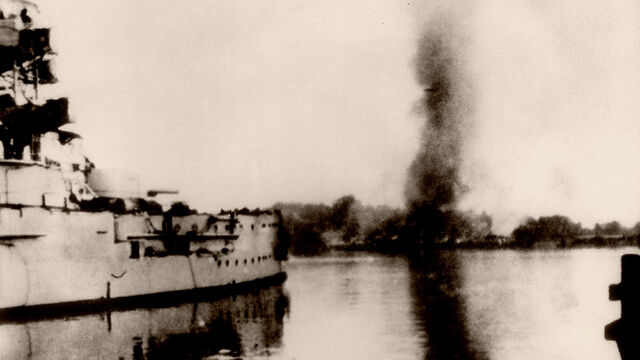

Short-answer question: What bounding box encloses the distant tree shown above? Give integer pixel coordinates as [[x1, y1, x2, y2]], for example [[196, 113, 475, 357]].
[[274, 202, 332, 256], [629, 222, 640, 236], [329, 195, 357, 229], [512, 217, 537, 247], [511, 215, 581, 247], [289, 223, 328, 255], [594, 223, 603, 236], [601, 221, 622, 236], [364, 213, 407, 253], [329, 195, 362, 243], [275, 196, 407, 254], [448, 210, 493, 242]]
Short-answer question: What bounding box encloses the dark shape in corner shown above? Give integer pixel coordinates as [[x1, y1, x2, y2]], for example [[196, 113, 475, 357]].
[[606, 254, 640, 360]]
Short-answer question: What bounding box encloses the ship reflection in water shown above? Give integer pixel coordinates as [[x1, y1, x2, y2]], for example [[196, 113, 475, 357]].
[[0, 284, 288, 359]]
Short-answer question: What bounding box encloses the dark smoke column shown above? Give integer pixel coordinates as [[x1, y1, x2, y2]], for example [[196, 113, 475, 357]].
[[404, 20, 473, 253], [403, 17, 487, 360]]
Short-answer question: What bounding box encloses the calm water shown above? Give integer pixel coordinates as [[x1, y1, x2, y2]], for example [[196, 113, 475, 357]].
[[0, 248, 634, 359]]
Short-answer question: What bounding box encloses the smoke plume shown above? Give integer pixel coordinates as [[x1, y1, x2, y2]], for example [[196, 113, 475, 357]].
[[404, 11, 473, 246]]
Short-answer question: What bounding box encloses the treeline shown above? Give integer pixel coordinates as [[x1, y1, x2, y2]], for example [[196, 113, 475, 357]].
[[274, 195, 493, 255], [274, 195, 406, 255], [274, 195, 640, 255], [511, 216, 640, 248]]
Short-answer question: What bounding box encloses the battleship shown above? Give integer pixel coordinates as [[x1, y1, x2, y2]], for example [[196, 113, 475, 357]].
[[0, 3, 287, 312]]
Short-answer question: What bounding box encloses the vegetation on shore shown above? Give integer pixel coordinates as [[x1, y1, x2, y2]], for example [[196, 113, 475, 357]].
[[275, 196, 640, 256], [274, 195, 405, 256]]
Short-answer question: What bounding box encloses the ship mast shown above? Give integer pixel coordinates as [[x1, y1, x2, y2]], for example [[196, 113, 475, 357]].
[[0, 3, 68, 161]]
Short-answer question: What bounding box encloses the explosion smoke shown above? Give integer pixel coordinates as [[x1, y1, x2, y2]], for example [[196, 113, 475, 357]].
[[404, 16, 473, 247]]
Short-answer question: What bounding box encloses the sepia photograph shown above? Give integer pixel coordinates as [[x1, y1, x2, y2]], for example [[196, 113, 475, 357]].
[[0, 0, 636, 359]]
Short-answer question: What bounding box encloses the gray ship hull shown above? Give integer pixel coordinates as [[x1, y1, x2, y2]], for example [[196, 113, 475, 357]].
[[0, 206, 284, 310]]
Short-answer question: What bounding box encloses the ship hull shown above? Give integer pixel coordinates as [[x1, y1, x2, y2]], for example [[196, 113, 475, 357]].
[[0, 206, 285, 310], [0, 271, 286, 321]]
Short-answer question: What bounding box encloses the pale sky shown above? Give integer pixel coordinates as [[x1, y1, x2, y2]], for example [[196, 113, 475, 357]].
[[34, 0, 421, 211], [25, 0, 640, 233]]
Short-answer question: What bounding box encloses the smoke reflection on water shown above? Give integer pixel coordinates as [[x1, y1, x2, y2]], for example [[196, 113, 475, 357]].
[[275, 253, 485, 360], [409, 248, 627, 360], [409, 251, 487, 360], [279, 249, 625, 360]]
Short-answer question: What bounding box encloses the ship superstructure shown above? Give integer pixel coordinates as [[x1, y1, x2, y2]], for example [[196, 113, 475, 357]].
[[0, 3, 286, 311]]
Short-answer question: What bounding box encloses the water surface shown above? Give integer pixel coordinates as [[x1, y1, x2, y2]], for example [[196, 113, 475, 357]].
[[0, 248, 633, 359], [278, 248, 629, 359]]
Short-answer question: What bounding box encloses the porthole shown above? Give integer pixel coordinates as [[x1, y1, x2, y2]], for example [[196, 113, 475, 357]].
[[217, 260, 222, 267], [226, 260, 229, 267]]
